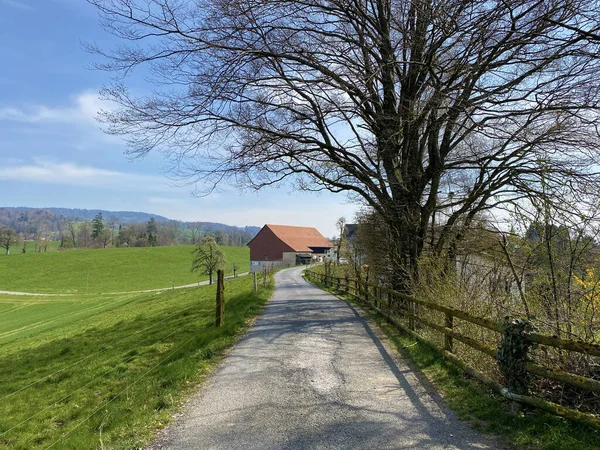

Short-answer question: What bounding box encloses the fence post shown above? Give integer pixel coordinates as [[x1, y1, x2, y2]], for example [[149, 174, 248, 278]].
[[444, 313, 453, 352], [408, 300, 415, 331], [337, 276, 340, 291], [387, 291, 392, 310], [216, 269, 225, 327], [253, 272, 258, 292], [345, 274, 349, 292]]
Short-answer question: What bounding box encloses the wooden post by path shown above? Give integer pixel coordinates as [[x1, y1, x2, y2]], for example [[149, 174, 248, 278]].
[[444, 313, 454, 352], [263, 268, 267, 287], [253, 272, 258, 292], [216, 269, 225, 327]]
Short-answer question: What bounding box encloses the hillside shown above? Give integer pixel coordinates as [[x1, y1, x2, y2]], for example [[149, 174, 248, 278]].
[[0, 206, 261, 238]]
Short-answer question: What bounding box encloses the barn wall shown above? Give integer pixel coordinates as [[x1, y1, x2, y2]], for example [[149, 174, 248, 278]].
[[282, 252, 297, 266], [248, 226, 294, 261]]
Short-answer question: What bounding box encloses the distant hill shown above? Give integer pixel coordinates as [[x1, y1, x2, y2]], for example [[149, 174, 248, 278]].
[[39, 207, 171, 224], [0, 206, 261, 238]]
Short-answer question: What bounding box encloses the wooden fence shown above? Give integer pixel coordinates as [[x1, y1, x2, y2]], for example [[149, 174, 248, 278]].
[[305, 269, 600, 429]]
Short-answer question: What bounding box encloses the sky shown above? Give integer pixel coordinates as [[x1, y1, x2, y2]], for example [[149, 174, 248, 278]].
[[0, 0, 359, 237]]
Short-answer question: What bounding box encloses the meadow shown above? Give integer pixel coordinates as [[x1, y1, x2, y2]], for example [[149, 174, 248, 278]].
[[6, 240, 62, 254], [0, 274, 272, 449], [0, 245, 250, 294]]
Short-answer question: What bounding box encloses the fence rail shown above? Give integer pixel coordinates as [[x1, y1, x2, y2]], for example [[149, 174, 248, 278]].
[[305, 269, 600, 429]]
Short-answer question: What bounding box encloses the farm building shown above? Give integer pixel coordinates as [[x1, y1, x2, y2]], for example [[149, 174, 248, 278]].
[[248, 224, 333, 266]]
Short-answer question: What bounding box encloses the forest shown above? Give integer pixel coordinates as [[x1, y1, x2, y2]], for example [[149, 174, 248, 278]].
[[0, 207, 259, 251]]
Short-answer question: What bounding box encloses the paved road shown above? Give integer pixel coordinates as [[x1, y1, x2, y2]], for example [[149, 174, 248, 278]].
[[0, 273, 249, 296], [150, 267, 498, 450]]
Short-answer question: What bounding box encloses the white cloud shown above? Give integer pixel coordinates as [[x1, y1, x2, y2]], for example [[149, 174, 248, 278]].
[[0, 159, 171, 192], [148, 197, 185, 205], [0, 91, 111, 125]]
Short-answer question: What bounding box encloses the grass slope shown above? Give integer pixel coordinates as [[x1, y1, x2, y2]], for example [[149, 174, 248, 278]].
[[0, 275, 272, 449], [0, 293, 144, 348], [0, 245, 249, 294], [309, 276, 600, 450]]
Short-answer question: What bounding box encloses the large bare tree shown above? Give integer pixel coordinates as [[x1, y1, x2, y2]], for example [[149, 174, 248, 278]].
[[90, 0, 600, 289]]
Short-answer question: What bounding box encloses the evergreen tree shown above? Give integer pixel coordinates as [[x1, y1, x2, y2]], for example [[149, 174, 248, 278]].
[[91, 212, 105, 239], [146, 217, 158, 246]]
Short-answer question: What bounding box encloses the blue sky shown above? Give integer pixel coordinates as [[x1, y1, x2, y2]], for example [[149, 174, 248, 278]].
[[0, 0, 359, 237]]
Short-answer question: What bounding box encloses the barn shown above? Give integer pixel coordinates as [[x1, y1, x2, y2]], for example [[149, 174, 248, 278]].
[[248, 224, 333, 266]]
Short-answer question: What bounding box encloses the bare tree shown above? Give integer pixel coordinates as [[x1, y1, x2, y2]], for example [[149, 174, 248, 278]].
[[33, 222, 48, 252], [189, 225, 203, 245], [64, 220, 78, 248], [0, 227, 19, 255], [336, 217, 346, 264], [90, 0, 600, 290], [98, 228, 113, 248], [191, 236, 226, 284], [77, 222, 92, 248], [118, 225, 136, 247]]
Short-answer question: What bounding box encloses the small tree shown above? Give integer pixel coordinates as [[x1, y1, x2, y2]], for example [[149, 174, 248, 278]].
[[0, 227, 19, 255], [63, 220, 78, 248], [91, 212, 104, 239], [78, 222, 93, 248], [191, 236, 226, 285], [98, 228, 113, 248], [146, 217, 158, 246], [336, 217, 346, 264], [118, 225, 136, 247]]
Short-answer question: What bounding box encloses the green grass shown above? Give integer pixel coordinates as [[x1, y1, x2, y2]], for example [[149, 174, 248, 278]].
[[0, 293, 145, 348], [6, 240, 61, 255], [308, 276, 600, 450], [0, 245, 249, 293], [0, 275, 272, 449]]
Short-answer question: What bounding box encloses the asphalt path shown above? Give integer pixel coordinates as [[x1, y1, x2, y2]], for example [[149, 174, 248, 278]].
[[150, 266, 499, 450]]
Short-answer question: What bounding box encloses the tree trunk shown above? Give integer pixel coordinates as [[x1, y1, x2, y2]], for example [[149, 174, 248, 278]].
[[386, 206, 425, 294]]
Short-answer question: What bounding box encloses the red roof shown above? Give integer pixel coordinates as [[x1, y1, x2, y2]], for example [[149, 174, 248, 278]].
[[250, 224, 332, 253]]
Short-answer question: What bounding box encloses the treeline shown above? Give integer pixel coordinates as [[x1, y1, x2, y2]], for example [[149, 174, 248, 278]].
[[0, 207, 257, 251]]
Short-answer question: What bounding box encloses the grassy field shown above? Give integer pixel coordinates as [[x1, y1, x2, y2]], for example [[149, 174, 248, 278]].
[[308, 276, 600, 450], [6, 240, 61, 255], [0, 245, 249, 293], [0, 275, 272, 449]]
